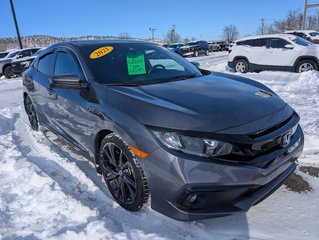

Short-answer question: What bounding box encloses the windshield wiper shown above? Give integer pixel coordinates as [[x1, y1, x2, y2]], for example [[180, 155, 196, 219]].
[[169, 74, 198, 81], [108, 82, 141, 86]]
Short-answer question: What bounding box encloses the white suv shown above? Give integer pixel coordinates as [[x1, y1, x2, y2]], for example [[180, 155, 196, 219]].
[[228, 34, 319, 73]]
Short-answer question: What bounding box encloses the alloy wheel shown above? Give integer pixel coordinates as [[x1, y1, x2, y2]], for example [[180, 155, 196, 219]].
[[24, 97, 38, 131], [101, 143, 137, 205], [299, 63, 314, 73], [235, 62, 246, 73]]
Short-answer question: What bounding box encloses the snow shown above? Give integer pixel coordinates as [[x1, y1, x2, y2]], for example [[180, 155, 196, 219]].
[[0, 53, 319, 239]]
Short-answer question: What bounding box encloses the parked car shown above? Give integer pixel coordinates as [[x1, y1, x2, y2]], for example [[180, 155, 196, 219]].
[[23, 40, 303, 221], [180, 41, 209, 57], [0, 47, 40, 79], [208, 42, 221, 52], [228, 34, 319, 73], [220, 43, 230, 51], [285, 30, 319, 44], [168, 43, 184, 54], [11, 48, 44, 76]]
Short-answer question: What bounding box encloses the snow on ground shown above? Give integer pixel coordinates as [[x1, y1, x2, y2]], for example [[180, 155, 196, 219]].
[[0, 53, 319, 240]]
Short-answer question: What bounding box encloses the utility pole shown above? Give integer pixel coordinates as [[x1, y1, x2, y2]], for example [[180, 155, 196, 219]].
[[261, 18, 265, 35], [10, 0, 23, 49], [172, 25, 176, 43], [302, 0, 319, 30], [149, 28, 157, 42]]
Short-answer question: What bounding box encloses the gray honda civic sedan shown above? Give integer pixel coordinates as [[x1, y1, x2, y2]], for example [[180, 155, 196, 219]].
[[22, 40, 304, 221]]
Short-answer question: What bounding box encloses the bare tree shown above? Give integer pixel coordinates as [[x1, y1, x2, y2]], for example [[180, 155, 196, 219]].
[[222, 25, 239, 42], [118, 32, 131, 39], [165, 27, 182, 44]]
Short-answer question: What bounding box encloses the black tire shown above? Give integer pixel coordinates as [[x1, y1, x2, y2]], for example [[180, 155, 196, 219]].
[[24, 96, 39, 131], [296, 59, 318, 73], [193, 50, 199, 57], [4, 66, 14, 79], [205, 50, 209, 56], [99, 133, 149, 211], [234, 59, 249, 73]]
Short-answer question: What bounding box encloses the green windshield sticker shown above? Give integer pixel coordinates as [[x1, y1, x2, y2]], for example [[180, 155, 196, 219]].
[[126, 53, 146, 75]]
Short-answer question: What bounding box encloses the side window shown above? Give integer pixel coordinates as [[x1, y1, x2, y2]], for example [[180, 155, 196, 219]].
[[270, 38, 290, 48], [54, 51, 82, 76], [251, 38, 267, 47], [38, 53, 55, 75], [237, 40, 252, 46], [31, 49, 39, 54], [20, 50, 32, 58]]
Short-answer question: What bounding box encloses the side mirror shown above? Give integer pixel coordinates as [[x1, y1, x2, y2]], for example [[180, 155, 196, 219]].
[[191, 61, 200, 68], [50, 75, 88, 89], [284, 44, 294, 49]]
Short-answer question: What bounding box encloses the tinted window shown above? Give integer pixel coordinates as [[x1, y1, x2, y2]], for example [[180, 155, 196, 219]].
[[38, 53, 55, 75], [251, 38, 267, 47], [7, 51, 20, 58], [20, 50, 32, 57], [54, 52, 81, 76], [270, 38, 290, 48], [237, 40, 252, 46]]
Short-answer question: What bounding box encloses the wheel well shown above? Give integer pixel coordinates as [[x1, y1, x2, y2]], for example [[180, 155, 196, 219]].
[[294, 56, 319, 69], [94, 129, 113, 164], [234, 56, 249, 63]]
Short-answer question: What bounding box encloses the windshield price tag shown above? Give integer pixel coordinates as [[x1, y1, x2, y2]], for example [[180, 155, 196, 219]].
[[126, 53, 146, 75]]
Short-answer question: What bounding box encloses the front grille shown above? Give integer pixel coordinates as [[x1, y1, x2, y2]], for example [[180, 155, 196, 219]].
[[248, 114, 293, 139]]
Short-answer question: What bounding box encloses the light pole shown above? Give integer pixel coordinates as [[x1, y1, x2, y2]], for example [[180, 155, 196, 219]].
[[10, 0, 23, 49], [149, 28, 157, 42]]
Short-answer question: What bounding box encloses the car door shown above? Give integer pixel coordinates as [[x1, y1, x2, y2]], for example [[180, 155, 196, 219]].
[[45, 49, 99, 153], [26, 51, 56, 125], [245, 38, 268, 65], [260, 38, 296, 66]]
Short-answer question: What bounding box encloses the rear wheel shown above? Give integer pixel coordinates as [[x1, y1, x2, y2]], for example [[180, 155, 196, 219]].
[[24, 96, 39, 131], [4, 66, 14, 79], [193, 50, 199, 57], [296, 59, 318, 73], [99, 134, 149, 211], [205, 50, 209, 56], [234, 59, 249, 73]]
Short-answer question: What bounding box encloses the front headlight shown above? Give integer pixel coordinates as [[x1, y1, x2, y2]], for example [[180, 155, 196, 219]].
[[21, 61, 31, 67], [151, 130, 233, 158]]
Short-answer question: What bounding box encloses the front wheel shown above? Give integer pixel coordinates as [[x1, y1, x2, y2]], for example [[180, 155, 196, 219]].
[[234, 59, 249, 73], [99, 134, 149, 211], [296, 60, 318, 73], [193, 50, 199, 57], [4, 66, 14, 79]]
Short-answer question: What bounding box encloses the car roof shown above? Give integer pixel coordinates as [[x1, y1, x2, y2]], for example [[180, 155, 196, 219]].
[[235, 34, 297, 42], [285, 30, 317, 33]]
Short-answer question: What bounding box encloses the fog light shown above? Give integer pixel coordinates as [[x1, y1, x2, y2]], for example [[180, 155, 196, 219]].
[[189, 194, 197, 203]]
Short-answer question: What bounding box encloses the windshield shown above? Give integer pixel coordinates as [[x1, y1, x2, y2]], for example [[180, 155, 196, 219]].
[[310, 32, 319, 37], [82, 43, 202, 85], [7, 51, 20, 58], [292, 36, 313, 46]]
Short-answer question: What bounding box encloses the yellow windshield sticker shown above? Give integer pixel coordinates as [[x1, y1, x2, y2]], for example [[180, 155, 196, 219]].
[[90, 46, 113, 59], [126, 53, 146, 75]]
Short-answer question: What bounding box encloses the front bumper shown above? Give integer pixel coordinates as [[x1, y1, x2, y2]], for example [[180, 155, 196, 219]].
[[142, 125, 303, 221], [11, 63, 28, 75]]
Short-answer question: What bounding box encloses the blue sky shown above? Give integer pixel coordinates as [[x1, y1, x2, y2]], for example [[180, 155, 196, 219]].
[[2, 0, 305, 40]]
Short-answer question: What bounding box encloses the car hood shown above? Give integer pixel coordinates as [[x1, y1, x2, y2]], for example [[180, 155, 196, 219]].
[[107, 74, 291, 133]]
